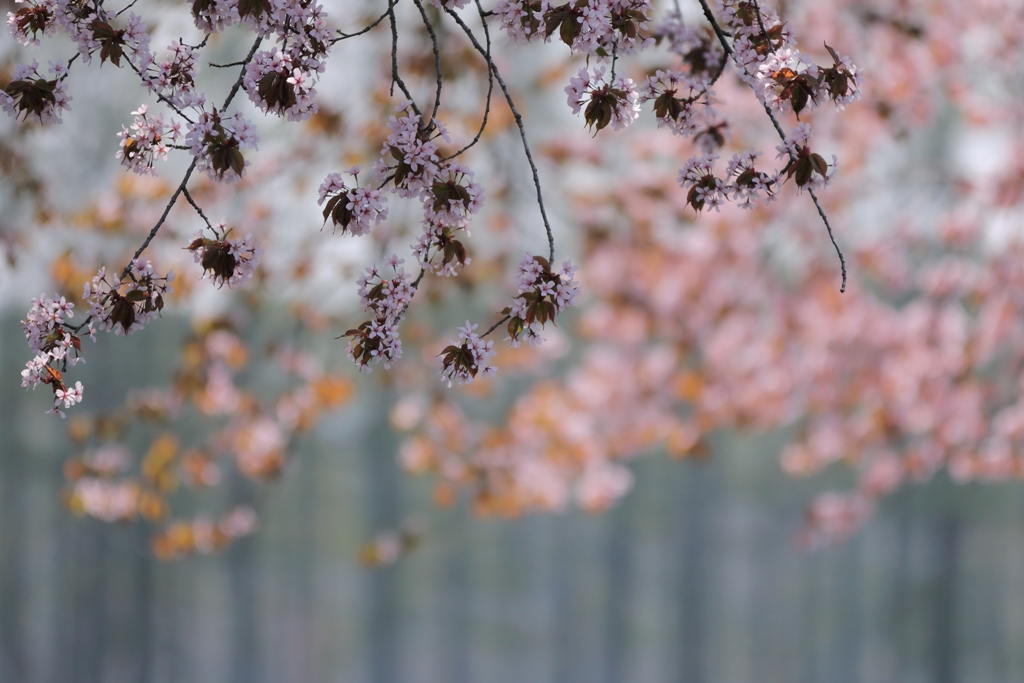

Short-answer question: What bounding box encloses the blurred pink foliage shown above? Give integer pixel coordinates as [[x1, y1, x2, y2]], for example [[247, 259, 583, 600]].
[[5, 0, 1024, 553]]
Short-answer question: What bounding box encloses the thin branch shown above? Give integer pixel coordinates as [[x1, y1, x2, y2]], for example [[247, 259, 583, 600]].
[[330, 2, 395, 43], [807, 187, 846, 291], [411, 0, 443, 124], [181, 33, 211, 50], [115, 0, 140, 17], [128, 160, 198, 267], [445, 0, 495, 160], [209, 60, 246, 68], [127, 35, 262, 273], [480, 314, 510, 339], [182, 187, 214, 229], [388, 2, 421, 114], [446, 3, 556, 263], [700, 0, 847, 292], [751, 0, 773, 53], [124, 58, 194, 124], [220, 37, 263, 110], [697, 0, 733, 56], [395, 268, 427, 322], [708, 55, 729, 86]]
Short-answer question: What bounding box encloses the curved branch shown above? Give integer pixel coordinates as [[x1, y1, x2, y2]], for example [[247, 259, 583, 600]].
[[699, 0, 847, 292], [445, 0, 495, 160], [411, 0, 444, 124], [445, 3, 556, 263], [388, 2, 421, 115], [330, 1, 395, 43]]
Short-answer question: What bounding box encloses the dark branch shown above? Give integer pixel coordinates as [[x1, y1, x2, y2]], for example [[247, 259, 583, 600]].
[[220, 37, 263, 110], [411, 0, 444, 124], [446, 2, 556, 263], [330, 2, 395, 43], [445, 0, 495, 160], [124, 58, 194, 124], [388, 2, 421, 114], [700, 0, 847, 292], [182, 187, 214, 230], [481, 314, 511, 339]]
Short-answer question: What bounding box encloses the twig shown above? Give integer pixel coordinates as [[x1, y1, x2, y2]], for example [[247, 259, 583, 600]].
[[115, 0, 140, 17], [700, 0, 847, 292], [480, 314, 510, 339], [181, 33, 211, 50], [388, 2, 421, 114], [807, 187, 846, 291], [445, 0, 495, 160], [182, 187, 214, 229], [751, 0, 774, 50], [446, 3, 556, 263], [411, 0, 444, 124], [128, 160, 198, 266], [330, 2, 395, 43], [697, 0, 733, 56], [127, 35, 263, 273], [220, 37, 263, 110], [395, 268, 427, 322], [124, 58, 194, 124]]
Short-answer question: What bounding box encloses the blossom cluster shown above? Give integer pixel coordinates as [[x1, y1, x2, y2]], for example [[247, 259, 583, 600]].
[[638, 69, 712, 136], [243, 48, 318, 122], [138, 41, 202, 109], [185, 108, 259, 182], [116, 105, 181, 176], [319, 102, 489, 375], [776, 123, 837, 191], [70, 11, 150, 67], [711, 0, 861, 114], [6, 0, 57, 47], [341, 257, 415, 371], [20, 295, 88, 417], [438, 322, 497, 387], [191, 0, 331, 74], [373, 103, 444, 199], [504, 254, 580, 348], [0, 59, 71, 124], [83, 258, 173, 336], [413, 162, 482, 277], [186, 224, 263, 288], [318, 168, 388, 237], [496, 0, 654, 55], [565, 66, 640, 133], [655, 11, 723, 78], [677, 150, 782, 212]]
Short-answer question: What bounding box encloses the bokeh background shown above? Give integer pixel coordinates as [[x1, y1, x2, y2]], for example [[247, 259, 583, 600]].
[[5, 0, 1024, 680], [4, 320, 1024, 683]]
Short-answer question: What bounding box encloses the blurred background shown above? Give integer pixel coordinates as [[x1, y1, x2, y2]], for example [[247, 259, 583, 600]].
[[4, 318, 1024, 683], [5, 0, 1024, 680]]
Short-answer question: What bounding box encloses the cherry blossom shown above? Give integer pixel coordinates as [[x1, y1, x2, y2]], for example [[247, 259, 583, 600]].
[[116, 105, 179, 176], [438, 322, 497, 387], [1, 59, 71, 124], [565, 66, 640, 133], [83, 259, 173, 336], [186, 225, 263, 288], [185, 109, 259, 183], [318, 168, 388, 236]]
